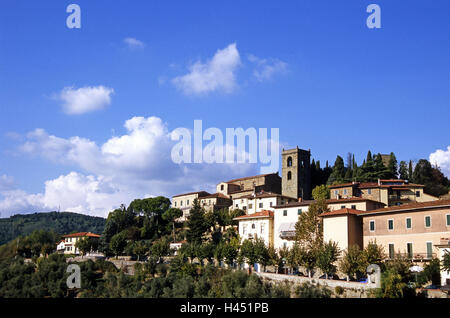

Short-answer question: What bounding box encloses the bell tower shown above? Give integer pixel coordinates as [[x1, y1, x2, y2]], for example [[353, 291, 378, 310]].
[[282, 147, 311, 200]]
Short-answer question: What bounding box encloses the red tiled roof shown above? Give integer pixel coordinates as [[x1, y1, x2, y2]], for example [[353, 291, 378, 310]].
[[62, 232, 100, 238], [359, 199, 450, 216], [172, 191, 210, 198], [233, 210, 274, 220], [225, 173, 278, 184], [239, 192, 294, 200], [328, 183, 357, 189], [320, 208, 365, 217]]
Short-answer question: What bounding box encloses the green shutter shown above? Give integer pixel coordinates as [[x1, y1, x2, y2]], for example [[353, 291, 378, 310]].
[[426, 242, 433, 259], [447, 214, 450, 226], [406, 218, 411, 229], [425, 216, 431, 227]]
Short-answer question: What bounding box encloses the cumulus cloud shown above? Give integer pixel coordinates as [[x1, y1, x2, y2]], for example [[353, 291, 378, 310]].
[[172, 43, 241, 95], [124, 37, 145, 49], [2, 116, 260, 217], [430, 146, 450, 177], [55, 86, 114, 115], [248, 54, 288, 82]]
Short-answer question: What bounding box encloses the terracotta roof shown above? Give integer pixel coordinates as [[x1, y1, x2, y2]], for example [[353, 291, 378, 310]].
[[359, 199, 450, 216], [225, 173, 278, 184], [328, 183, 357, 189], [172, 191, 210, 198], [320, 208, 365, 217], [233, 210, 274, 220], [62, 232, 100, 238]]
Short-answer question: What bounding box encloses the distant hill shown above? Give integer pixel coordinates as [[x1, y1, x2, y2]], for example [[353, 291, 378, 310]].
[[0, 212, 106, 245]]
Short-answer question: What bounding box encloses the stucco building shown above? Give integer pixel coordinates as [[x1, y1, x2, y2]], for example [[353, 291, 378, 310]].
[[234, 210, 274, 247], [60, 232, 101, 255], [171, 191, 210, 222], [216, 173, 282, 200]]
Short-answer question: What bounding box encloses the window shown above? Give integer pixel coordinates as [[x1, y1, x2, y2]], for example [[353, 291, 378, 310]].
[[334, 190, 338, 196], [243, 225, 247, 235], [425, 216, 431, 228], [388, 219, 394, 230], [259, 203, 263, 209], [180, 200, 183, 206], [287, 156, 292, 167], [406, 217, 412, 229], [298, 209, 302, 215], [341, 205, 346, 209], [236, 204, 238, 208], [416, 191, 420, 197], [369, 220, 375, 232], [447, 214, 450, 226], [389, 244, 395, 259], [407, 243, 413, 259], [249, 204, 253, 209], [261, 223, 265, 235], [243, 206, 247, 211], [426, 242, 433, 259], [252, 224, 256, 229], [221, 184, 224, 191], [351, 205, 356, 209], [343, 189, 347, 195], [283, 210, 287, 217], [174, 201, 177, 207], [270, 202, 273, 207], [368, 189, 372, 195], [287, 171, 292, 180], [187, 200, 189, 205]]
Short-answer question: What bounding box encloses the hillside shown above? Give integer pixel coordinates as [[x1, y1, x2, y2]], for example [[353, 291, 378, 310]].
[[0, 212, 106, 245]]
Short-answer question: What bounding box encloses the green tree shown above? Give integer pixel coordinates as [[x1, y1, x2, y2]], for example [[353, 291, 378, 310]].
[[110, 232, 127, 258], [338, 245, 365, 281], [316, 240, 340, 279], [162, 207, 183, 242], [327, 156, 345, 185], [151, 239, 170, 263], [186, 199, 208, 245], [75, 237, 94, 257], [362, 241, 385, 267], [398, 161, 409, 180], [295, 199, 326, 251], [443, 250, 450, 273], [311, 185, 330, 200]]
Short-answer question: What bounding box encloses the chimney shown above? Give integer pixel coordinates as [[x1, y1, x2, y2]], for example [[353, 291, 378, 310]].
[[298, 197, 303, 202]]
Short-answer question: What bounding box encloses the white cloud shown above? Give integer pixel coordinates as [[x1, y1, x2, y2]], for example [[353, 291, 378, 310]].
[[172, 43, 241, 95], [124, 37, 145, 49], [3, 116, 259, 217], [56, 86, 114, 115], [430, 146, 450, 177], [248, 54, 288, 82], [0, 175, 15, 191]]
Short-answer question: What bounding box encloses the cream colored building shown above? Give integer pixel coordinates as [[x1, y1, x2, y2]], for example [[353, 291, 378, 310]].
[[199, 193, 232, 213], [61, 232, 100, 255], [234, 210, 274, 247], [171, 191, 210, 222], [327, 197, 385, 211], [360, 200, 450, 262], [320, 208, 363, 254]]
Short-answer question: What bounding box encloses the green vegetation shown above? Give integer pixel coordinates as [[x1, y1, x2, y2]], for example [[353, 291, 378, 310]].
[[0, 211, 106, 245], [324, 151, 449, 197]]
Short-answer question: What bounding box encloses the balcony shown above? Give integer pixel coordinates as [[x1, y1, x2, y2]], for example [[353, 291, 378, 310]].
[[388, 253, 436, 261], [279, 231, 296, 239]]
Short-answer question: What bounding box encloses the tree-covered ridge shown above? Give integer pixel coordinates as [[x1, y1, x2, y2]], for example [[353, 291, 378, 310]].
[[0, 212, 106, 245]]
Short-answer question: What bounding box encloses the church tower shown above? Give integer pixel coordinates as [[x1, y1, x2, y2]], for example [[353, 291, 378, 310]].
[[282, 147, 311, 200]]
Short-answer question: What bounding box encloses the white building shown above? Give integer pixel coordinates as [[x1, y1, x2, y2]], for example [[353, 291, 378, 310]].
[[436, 238, 450, 287], [234, 210, 274, 247], [60, 232, 101, 255], [232, 192, 297, 215], [273, 201, 313, 250]]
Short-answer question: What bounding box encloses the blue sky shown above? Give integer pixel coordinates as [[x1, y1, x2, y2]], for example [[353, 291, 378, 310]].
[[0, 0, 449, 217]]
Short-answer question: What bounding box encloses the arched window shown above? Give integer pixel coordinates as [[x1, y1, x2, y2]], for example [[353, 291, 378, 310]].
[[287, 156, 293, 167], [287, 171, 292, 180]]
